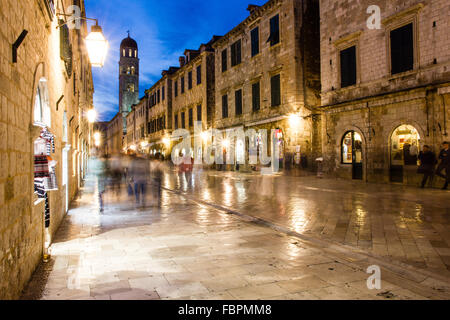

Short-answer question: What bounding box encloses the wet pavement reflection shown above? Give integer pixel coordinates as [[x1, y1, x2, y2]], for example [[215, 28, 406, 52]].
[[163, 169, 450, 276]]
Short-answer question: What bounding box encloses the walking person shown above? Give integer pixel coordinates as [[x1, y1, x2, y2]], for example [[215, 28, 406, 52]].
[[436, 141, 450, 190], [417, 145, 437, 188], [152, 153, 164, 208], [129, 154, 150, 207]]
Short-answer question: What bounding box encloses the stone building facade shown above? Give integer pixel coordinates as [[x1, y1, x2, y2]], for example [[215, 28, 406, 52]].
[[144, 68, 177, 157], [105, 113, 123, 155], [0, 0, 94, 299], [319, 0, 450, 185], [212, 0, 321, 171], [168, 40, 220, 159]]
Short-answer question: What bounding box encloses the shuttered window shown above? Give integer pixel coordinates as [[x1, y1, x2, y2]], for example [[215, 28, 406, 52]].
[[222, 95, 228, 118], [251, 27, 259, 57], [268, 15, 280, 46], [231, 40, 242, 67], [189, 108, 193, 127], [188, 71, 192, 90], [340, 46, 357, 88], [252, 82, 260, 111], [235, 89, 243, 115], [181, 112, 185, 129], [222, 49, 228, 72], [197, 105, 202, 121], [271, 74, 281, 107], [59, 20, 72, 76], [390, 23, 414, 75], [197, 65, 202, 85]]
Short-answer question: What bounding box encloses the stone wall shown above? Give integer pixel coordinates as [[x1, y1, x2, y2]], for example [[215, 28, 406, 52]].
[[319, 0, 450, 184], [0, 0, 93, 299]]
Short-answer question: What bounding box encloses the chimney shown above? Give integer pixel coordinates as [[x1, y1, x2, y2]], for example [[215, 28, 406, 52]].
[[179, 56, 186, 67], [247, 4, 260, 15]]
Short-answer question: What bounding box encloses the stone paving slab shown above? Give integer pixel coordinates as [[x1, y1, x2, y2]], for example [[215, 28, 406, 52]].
[[20, 181, 450, 300], [162, 170, 450, 278]]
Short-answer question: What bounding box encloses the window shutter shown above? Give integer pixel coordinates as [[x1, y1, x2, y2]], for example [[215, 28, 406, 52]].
[[340, 46, 356, 87], [252, 82, 260, 111], [222, 95, 228, 118], [222, 49, 227, 72], [271, 75, 281, 107], [235, 89, 242, 115], [59, 20, 73, 76], [251, 28, 259, 57], [390, 23, 414, 74]]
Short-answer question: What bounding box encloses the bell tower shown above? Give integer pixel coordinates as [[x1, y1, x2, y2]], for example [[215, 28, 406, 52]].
[[119, 32, 139, 133]]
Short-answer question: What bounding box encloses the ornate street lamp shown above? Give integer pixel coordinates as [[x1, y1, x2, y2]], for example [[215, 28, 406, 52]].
[[85, 22, 109, 68], [57, 14, 109, 68]]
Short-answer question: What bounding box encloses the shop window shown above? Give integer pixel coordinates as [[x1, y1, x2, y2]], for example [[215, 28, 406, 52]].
[[342, 131, 362, 164], [340, 46, 357, 88], [251, 27, 259, 57], [235, 89, 242, 115], [390, 125, 420, 166], [390, 23, 414, 75], [34, 78, 51, 127]]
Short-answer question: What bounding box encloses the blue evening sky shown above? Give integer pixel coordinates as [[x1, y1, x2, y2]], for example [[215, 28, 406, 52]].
[[84, 0, 267, 122]]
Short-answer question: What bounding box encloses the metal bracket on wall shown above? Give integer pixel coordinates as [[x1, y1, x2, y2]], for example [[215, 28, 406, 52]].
[[12, 30, 28, 63], [56, 95, 64, 111]]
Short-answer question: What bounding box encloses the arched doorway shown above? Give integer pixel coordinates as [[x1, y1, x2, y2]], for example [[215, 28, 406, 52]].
[[390, 124, 420, 183], [341, 131, 363, 180]]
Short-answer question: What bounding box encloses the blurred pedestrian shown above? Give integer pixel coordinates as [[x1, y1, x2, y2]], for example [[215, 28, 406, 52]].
[[90, 153, 107, 212], [152, 153, 164, 208], [417, 145, 437, 188], [129, 154, 150, 207], [436, 141, 449, 190]]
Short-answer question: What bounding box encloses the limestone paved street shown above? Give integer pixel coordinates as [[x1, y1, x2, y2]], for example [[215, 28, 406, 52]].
[[21, 169, 450, 300], [163, 169, 450, 276]]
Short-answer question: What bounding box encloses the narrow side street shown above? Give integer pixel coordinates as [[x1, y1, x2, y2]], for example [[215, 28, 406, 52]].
[[21, 170, 450, 300]]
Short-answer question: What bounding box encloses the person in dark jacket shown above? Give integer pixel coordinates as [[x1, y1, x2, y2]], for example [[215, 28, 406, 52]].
[[436, 141, 449, 190], [418, 145, 437, 188]]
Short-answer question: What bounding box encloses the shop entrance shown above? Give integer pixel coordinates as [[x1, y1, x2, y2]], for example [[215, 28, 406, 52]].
[[390, 124, 420, 183], [342, 131, 363, 180]]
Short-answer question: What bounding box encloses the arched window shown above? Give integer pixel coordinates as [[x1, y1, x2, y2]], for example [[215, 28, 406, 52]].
[[127, 84, 135, 92], [341, 131, 362, 164], [131, 66, 135, 75], [34, 78, 51, 127], [129, 49, 132, 57], [134, 50, 137, 58], [390, 125, 420, 166]]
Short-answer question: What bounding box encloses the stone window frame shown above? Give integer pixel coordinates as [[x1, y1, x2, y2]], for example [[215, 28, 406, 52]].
[[382, 3, 423, 78], [334, 31, 361, 90], [269, 67, 283, 107]]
